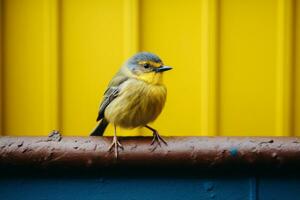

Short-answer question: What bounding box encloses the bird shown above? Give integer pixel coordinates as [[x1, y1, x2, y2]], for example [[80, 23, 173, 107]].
[[90, 52, 172, 158]]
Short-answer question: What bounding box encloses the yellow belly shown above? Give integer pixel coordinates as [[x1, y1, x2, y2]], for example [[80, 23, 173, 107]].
[[104, 79, 167, 128]]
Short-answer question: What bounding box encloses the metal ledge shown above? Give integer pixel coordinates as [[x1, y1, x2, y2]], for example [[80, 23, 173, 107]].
[[1, 136, 300, 170]]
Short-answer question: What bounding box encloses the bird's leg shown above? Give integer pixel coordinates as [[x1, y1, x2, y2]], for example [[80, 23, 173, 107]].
[[145, 125, 167, 147], [108, 124, 123, 158]]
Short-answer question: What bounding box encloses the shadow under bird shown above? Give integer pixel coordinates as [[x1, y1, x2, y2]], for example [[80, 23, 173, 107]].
[[90, 52, 172, 158]]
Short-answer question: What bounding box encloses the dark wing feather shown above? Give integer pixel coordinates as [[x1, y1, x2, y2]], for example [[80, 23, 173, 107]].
[[96, 73, 128, 121], [97, 87, 119, 121]]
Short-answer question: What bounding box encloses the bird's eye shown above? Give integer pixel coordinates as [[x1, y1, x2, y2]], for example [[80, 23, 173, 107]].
[[143, 63, 150, 68]]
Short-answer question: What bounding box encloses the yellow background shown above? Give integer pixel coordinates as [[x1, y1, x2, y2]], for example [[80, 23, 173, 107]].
[[0, 0, 299, 137]]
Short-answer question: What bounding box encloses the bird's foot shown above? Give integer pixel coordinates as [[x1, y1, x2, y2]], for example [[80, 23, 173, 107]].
[[151, 130, 167, 150], [108, 135, 123, 158]]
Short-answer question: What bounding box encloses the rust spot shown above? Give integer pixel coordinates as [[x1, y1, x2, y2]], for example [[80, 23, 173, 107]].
[[22, 148, 28, 153], [271, 152, 277, 158], [259, 139, 274, 145], [93, 144, 98, 151], [8, 142, 14, 147], [130, 144, 138, 150], [277, 143, 283, 148], [86, 159, 93, 167], [17, 141, 24, 147]]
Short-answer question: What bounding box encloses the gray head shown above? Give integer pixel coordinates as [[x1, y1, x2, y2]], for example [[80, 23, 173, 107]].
[[125, 52, 172, 75]]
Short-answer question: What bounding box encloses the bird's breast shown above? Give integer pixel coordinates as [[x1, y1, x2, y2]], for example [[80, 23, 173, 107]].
[[104, 79, 167, 128]]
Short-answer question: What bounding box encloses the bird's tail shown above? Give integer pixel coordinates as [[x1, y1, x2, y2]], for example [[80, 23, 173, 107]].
[[90, 119, 109, 136]]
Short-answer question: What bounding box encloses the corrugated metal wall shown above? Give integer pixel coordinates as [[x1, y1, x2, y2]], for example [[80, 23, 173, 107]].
[[0, 0, 299, 137], [1, 175, 300, 200]]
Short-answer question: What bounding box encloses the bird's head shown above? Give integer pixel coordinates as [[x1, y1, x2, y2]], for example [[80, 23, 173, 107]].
[[123, 52, 172, 85]]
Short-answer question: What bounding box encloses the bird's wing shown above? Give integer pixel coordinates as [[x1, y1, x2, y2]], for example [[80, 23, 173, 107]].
[[96, 74, 128, 121]]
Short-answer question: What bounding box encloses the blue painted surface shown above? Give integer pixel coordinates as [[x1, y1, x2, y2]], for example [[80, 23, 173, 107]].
[[1, 174, 300, 200], [258, 177, 300, 200]]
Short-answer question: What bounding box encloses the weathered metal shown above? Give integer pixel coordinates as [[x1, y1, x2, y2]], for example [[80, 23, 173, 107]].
[[1, 136, 300, 170]]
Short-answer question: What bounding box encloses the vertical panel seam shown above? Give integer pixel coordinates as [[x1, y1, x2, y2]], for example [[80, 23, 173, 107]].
[[276, 0, 294, 136], [43, 0, 60, 134], [292, 0, 298, 136], [57, 0, 62, 133], [249, 177, 258, 200], [43, 0, 50, 134], [0, 0, 3, 135], [123, 0, 139, 59], [123, 0, 143, 135], [200, 0, 219, 136]]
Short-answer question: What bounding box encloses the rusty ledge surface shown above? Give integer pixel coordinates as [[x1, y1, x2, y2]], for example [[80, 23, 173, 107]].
[[0, 136, 300, 170]]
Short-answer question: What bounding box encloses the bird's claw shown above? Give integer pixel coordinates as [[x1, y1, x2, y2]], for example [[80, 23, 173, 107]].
[[151, 131, 167, 149], [108, 136, 123, 158]]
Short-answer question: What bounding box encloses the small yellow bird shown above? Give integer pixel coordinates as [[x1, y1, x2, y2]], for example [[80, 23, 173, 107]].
[[91, 52, 172, 157]]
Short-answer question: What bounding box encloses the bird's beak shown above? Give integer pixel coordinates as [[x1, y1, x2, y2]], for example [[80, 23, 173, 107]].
[[154, 66, 173, 73]]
